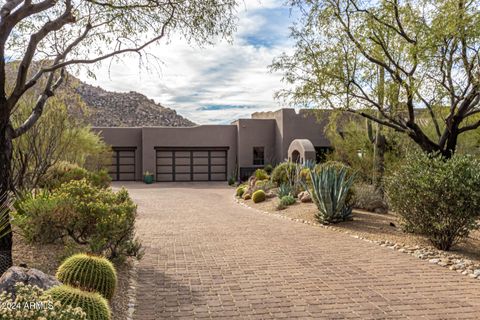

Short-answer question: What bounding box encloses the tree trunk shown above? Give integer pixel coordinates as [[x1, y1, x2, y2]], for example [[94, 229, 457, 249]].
[[0, 119, 13, 275], [374, 128, 386, 198]]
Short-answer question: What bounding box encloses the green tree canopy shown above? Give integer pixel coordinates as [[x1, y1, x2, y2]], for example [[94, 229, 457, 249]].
[[272, 0, 480, 157]]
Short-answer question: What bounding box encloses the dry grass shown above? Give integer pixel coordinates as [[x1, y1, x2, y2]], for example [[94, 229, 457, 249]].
[[11, 232, 131, 320], [244, 197, 480, 263]]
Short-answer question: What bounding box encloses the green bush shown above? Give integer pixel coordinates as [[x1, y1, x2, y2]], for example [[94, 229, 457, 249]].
[[235, 186, 245, 197], [57, 253, 117, 300], [0, 283, 87, 320], [46, 285, 111, 320], [14, 179, 143, 261], [307, 166, 355, 224], [40, 161, 111, 190], [254, 169, 269, 180], [386, 153, 480, 250], [12, 190, 65, 243], [271, 162, 296, 186], [280, 195, 296, 206], [264, 164, 273, 174], [252, 190, 266, 203], [228, 177, 235, 186]]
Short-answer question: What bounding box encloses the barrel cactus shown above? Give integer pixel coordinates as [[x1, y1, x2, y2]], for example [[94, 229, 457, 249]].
[[252, 190, 266, 203], [46, 285, 111, 320], [56, 253, 117, 300], [236, 186, 245, 197]]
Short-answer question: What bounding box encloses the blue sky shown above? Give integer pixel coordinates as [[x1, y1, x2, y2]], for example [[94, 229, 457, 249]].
[[80, 0, 297, 124]]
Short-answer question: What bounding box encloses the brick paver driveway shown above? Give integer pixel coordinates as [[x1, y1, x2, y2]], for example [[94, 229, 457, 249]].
[[123, 182, 480, 319]]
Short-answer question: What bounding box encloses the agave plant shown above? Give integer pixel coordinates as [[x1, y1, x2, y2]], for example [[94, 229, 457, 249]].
[[305, 166, 355, 224], [277, 182, 293, 198]]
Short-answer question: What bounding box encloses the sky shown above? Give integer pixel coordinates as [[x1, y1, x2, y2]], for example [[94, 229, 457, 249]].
[[78, 0, 297, 125]]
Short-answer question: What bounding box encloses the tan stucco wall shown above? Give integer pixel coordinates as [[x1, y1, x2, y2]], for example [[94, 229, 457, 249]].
[[278, 109, 331, 161], [92, 127, 143, 180], [141, 125, 237, 180], [235, 119, 276, 167], [94, 108, 332, 181]]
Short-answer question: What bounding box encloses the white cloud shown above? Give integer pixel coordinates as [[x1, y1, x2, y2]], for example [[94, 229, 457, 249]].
[[78, 0, 295, 124]]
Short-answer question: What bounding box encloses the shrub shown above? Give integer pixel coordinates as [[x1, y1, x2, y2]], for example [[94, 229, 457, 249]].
[[306, 166, 355, 224], [46, 285, 111, 320], [316, 160, 354, 176], [0, 283, 87, 320], [271, 162, 296, 186], [228, 177, 235, 186], [277, 183, 293, 198], [12, 190, 65, 243], [264, 164, 273, 174], [57, 253, 117, 300], [40, 161, 111, 190], [14, 179, 143, 261], [254, 169, 269, 180], [252, 190, 266, 203], [353, 183, 388, 213], [280, 195, 296, 206], [386, 153, 480, 250]]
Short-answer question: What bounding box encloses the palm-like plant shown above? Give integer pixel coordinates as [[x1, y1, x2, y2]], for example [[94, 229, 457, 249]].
[[306, 166, 355, 224]]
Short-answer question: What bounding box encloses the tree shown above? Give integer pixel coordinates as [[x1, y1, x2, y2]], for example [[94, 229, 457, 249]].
[[0, 0, 238, 274], [272, 0, 480, 158]]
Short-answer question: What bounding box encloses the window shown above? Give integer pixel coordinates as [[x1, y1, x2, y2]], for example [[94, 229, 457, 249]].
[[253, 147, 265, 165]]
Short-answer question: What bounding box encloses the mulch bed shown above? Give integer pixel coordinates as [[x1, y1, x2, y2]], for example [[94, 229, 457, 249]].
[[11, 231, 131, 320]]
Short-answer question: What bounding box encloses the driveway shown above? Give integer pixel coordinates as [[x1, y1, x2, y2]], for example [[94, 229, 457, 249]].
[[121, 182, 480, 319]]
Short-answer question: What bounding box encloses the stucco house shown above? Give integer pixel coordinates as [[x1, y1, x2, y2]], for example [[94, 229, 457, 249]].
[[93, 108, 333, 182]]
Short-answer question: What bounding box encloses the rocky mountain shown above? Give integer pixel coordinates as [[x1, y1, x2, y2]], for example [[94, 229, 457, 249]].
[[75, 82, 196, 127]]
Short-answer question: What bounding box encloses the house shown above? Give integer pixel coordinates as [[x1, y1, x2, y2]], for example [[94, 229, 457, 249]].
[[93, 108, 333, 182]]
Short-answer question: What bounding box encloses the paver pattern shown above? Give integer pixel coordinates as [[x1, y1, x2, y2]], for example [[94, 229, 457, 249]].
[[122, 182, 480, 319]]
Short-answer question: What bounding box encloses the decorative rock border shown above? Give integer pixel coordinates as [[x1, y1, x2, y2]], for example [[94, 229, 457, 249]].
[[235, 196, 480, 281], [126, 259, 139, 320]]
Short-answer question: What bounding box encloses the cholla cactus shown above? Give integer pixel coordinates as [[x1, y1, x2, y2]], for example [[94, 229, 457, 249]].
[[0, 283, 87, 320], [56, 253, 117, 300]]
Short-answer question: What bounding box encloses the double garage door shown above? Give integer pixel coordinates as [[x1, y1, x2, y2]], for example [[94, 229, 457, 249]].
[[156, 147, 228, 182]]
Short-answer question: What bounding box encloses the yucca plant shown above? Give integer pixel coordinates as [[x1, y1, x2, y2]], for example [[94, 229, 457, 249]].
[[306, 166, 355, 224]]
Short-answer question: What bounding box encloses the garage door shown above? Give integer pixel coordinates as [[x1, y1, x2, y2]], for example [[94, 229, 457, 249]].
[[156, 147, 228, 182], [109, 147, 136, 181]]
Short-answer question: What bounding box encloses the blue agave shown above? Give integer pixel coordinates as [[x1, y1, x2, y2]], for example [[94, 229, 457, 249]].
[[305, 166, 355, 224]]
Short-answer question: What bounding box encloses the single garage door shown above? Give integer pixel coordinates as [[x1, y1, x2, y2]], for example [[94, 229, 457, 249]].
[[109, 147, 136, 181], [156, 147, 228, 182]]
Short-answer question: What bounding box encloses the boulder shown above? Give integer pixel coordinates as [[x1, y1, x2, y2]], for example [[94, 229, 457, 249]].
[[265, 191, 276, 199], [298, 191, 312, 203], [0, 266, 60, 296], [366, 199, 389, 214]]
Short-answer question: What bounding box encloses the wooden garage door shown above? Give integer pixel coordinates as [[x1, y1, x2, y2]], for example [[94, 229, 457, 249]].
[[109, 147, 136, 181], [156, 147, 228, 182]]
